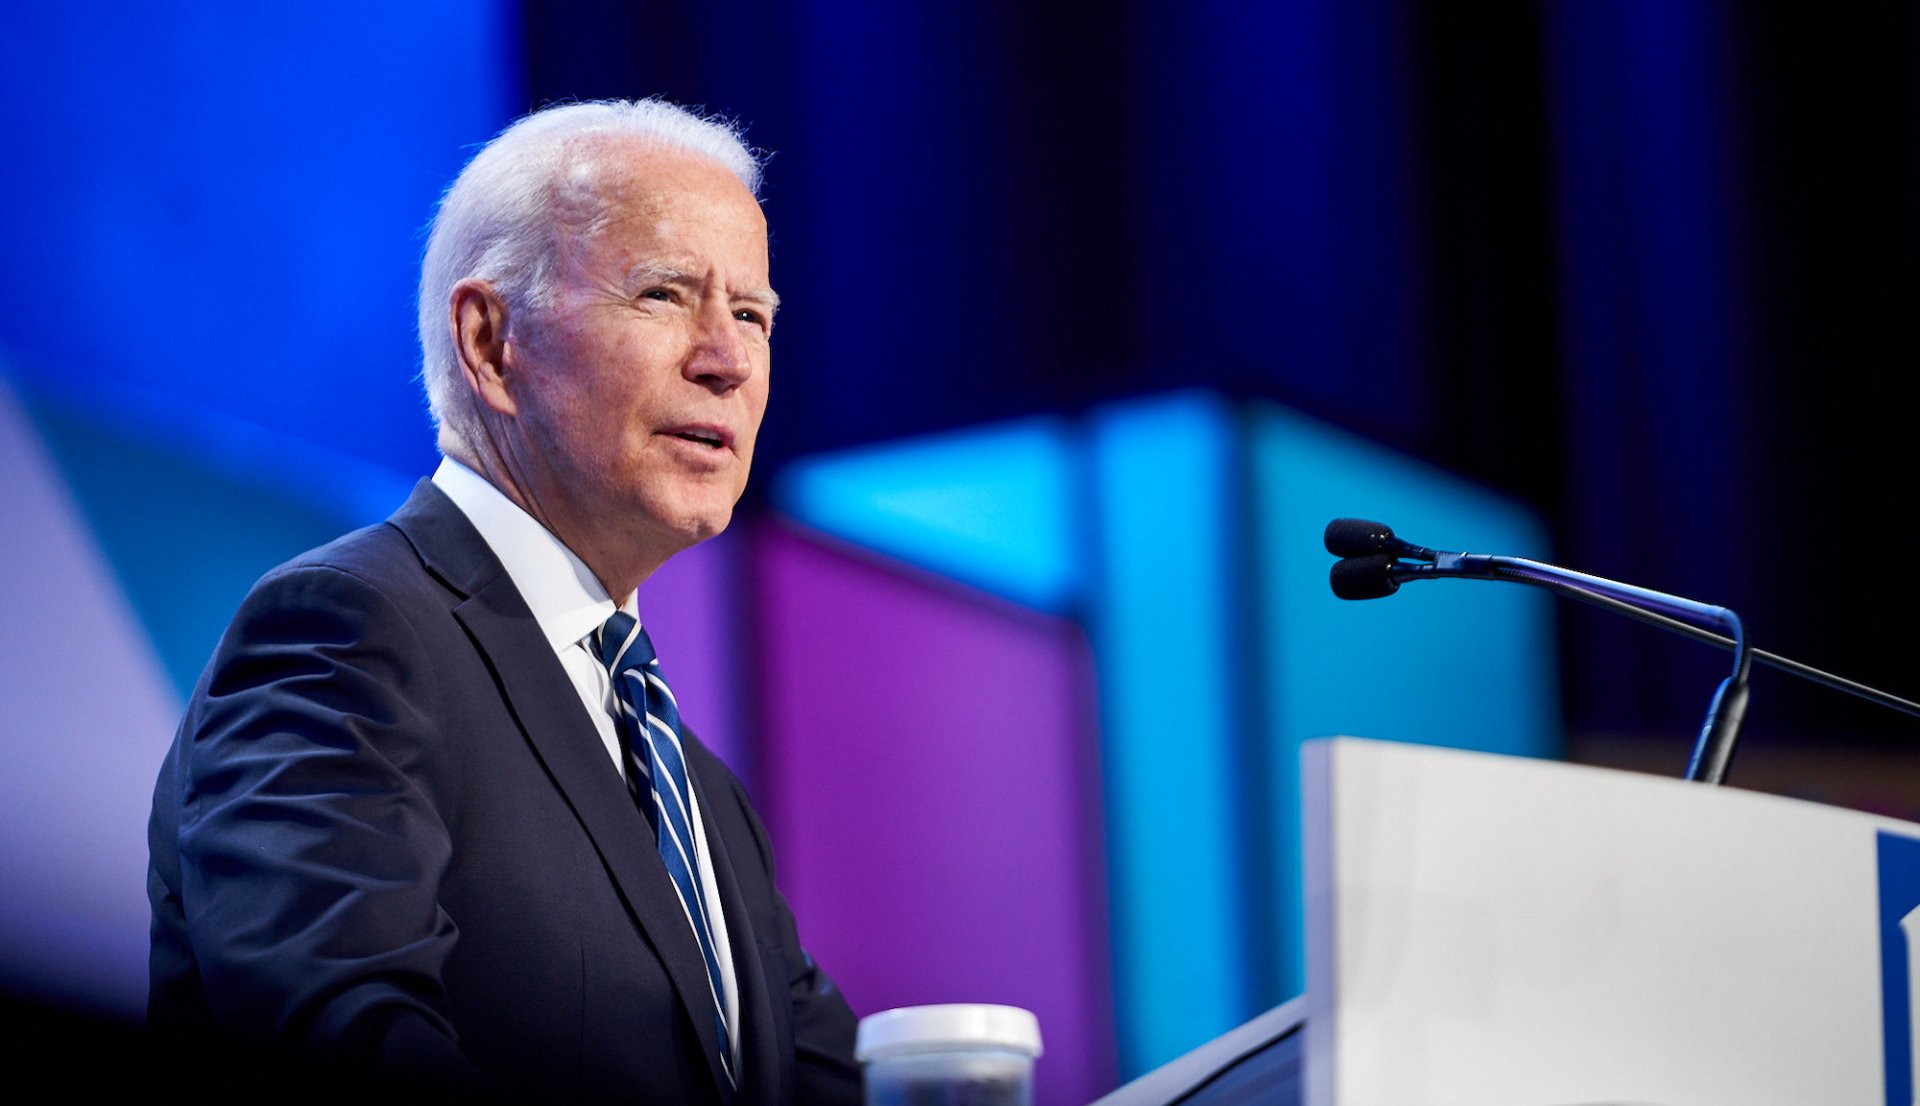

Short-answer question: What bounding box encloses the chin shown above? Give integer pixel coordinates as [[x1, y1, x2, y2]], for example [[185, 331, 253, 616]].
[[633, 484, 745, 555], [670, 506, 736, 548]]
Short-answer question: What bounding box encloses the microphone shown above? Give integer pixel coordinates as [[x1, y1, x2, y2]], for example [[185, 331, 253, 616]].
[[1325, 520, 1738, 634], [1323, 518, 1437, 562], [1329, 554, 1398, 601], [1325, 518, 1751, 784]]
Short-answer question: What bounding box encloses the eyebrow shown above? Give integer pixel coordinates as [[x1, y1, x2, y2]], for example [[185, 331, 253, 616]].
[[622, 263, 692, 292], [735, 288, 781, 318]]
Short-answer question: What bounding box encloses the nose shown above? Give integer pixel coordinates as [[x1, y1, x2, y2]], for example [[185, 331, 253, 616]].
[[684, 301, 753, 392]]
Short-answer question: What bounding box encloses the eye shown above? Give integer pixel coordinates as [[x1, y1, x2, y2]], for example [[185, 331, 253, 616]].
[[640, 288, 675, 303], [734, 308, 771, 333]]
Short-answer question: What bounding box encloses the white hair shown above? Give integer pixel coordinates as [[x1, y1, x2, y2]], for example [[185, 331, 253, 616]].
[[416, 98, 763, 447]]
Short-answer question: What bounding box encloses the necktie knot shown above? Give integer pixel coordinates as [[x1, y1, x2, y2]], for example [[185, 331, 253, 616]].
[[595, 610, 656, 673]]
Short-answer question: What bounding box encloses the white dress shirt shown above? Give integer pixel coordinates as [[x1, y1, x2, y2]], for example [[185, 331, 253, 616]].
[[431, 457, 741, 1069]]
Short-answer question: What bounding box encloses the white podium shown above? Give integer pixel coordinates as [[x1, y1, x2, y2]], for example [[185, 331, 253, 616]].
[[1304, 737, 1920, 1106]]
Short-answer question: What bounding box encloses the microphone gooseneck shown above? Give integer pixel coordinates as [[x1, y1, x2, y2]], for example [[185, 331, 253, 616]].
[[1323, 518, 1777, 785]]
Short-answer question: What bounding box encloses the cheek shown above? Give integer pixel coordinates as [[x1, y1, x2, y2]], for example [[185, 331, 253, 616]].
[[748, 361, 772, 417], [741, 390, 770, 453]]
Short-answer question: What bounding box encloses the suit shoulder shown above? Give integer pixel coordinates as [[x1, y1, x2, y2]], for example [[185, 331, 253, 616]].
[[182, 521, 452, 704], [264, 519, 432, 595], [243, 481, 487, 614], [220, 517, 461, 635]]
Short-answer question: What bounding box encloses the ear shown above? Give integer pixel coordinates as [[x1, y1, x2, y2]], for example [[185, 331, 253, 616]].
[[450, 278, 518, 417]]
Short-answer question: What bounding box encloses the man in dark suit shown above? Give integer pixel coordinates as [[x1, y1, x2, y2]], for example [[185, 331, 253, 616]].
[[146, 99, 861, 1104]]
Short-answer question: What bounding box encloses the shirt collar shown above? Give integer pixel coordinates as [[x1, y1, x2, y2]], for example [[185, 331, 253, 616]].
[[431, 457, 633, 653]]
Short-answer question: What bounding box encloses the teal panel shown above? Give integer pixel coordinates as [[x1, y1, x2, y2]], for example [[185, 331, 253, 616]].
[[1251, 401, 1562, 1000], [15, 377, 413, 699], [1087, 392, 1254, 1076], [773, 417, 1080, 613], [747, 390, 1560, 1079]]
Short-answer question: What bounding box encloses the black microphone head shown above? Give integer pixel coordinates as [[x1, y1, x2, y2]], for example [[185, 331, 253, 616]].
[[1330, 555, 1400, 600], [1325, 518, 1395, 557]]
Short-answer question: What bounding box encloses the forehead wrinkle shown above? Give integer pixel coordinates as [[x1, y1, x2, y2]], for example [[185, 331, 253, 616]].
[[548, 147, 625, 238], [545, 141, 681, 271], [550, 143, 772, 305], [542, 161, 623, 282]]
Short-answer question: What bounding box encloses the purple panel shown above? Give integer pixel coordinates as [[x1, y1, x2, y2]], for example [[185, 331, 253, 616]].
[[754, 524, 1116, 1106], [636, 528, 749, 786]]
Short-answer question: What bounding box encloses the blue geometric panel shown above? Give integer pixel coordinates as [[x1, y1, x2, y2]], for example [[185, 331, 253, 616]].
[[773, 416, 1082, 613], [766, 392, 1563, 1082], [1250, 400, 1561, 1001], [1085, 391, 1255, 1075], [1877, 831, 1920, 1106]]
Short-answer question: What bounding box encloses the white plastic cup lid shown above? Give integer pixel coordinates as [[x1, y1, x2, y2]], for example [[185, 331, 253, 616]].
[[855, 1003, 1043, 1062]]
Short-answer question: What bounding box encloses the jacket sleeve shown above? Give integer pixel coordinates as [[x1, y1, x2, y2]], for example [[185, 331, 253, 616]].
[[154, 561, 492, 1090]]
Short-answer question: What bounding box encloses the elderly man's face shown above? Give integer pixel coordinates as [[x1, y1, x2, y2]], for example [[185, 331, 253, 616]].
[[508, 143, 774, 571]]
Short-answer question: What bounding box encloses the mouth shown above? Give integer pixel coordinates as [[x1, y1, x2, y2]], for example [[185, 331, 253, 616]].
[[664, 425, 732, 451]]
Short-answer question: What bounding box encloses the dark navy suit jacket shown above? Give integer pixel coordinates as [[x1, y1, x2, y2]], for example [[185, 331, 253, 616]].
[[147, 481, 860, 1104]]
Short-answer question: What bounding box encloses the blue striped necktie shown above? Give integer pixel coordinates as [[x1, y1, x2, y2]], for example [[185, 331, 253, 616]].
[[594, 611, 736, 1090]]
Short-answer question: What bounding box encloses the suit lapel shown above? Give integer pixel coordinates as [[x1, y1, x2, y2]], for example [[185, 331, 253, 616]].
[[392, 481, 736, 1101]]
